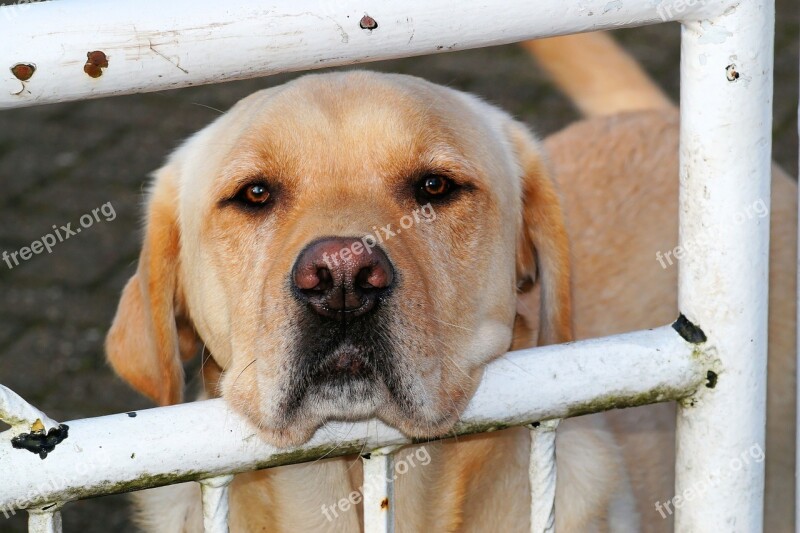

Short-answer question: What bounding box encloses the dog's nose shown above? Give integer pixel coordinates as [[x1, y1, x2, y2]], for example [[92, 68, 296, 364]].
[[292, 237, 394, 319]]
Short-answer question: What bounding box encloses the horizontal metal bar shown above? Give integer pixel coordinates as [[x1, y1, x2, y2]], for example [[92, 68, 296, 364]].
[[0, 325, 709, 512], [0, 0, 727, 109]]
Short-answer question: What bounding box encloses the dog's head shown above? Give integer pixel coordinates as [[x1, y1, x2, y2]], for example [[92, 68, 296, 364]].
[[106, 72, 571, 446]]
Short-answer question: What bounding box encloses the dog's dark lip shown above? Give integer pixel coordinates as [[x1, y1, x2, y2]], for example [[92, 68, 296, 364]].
[[326, 343, 368, 372]]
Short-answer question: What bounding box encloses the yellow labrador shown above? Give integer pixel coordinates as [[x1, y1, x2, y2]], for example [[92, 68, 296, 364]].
[[105, 70, 635, 531], [105, 33, 796, 532]]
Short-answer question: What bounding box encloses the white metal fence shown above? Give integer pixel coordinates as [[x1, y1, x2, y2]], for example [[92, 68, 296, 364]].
[[0, 0, 776, 531]]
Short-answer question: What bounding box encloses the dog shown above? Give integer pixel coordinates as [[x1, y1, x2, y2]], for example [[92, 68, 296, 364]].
[[105, 32, 796, 532]]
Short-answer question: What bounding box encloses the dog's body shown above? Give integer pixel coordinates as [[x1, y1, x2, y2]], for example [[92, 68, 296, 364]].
[[107, 33, 796, 532]]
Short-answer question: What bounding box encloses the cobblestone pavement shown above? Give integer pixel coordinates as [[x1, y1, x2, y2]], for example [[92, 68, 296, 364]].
[[0, 6, 796, 531]]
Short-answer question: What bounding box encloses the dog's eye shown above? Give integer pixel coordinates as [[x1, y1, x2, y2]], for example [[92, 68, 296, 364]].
[[415, 174, 455, 202], [236, 183, 271, 206]]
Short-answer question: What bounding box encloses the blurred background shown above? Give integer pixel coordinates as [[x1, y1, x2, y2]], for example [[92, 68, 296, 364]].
[[0, 2, 796, 531]]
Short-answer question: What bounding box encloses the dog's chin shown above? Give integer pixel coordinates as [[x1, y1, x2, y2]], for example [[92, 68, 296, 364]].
[[256, 404, 463, 448], [377, 403, 464, 440], [251, 382, 386, 448]]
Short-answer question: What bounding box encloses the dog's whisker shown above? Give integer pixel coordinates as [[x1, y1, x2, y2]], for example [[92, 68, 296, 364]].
[[430, 317, 475, 333], [190, 102, 226, 114], [309, 421, 357, 466]]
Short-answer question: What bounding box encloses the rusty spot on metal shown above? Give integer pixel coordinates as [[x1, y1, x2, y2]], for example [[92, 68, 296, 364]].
[[84, 51, 109, 78], [380, 497, 389, 510], [11, 424, 69, 459], [725, 64, 740, 82], [10, 63, 35, 81], [359, 14, 378, 30]]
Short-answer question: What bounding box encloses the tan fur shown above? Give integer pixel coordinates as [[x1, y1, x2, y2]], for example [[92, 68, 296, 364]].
[[106, 171, 198, 406], [521, 33, 673, 117]]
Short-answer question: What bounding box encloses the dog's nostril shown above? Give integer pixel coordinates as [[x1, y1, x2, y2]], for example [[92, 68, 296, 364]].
[[315, 267, 333, 291], [356, 264, 392, 291]]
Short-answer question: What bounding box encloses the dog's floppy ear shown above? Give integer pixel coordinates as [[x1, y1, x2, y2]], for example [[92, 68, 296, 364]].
[[508, 122, 573, 346], [106, 164, 198, 405]]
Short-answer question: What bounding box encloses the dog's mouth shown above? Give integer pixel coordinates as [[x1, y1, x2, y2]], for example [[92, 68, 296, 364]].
[[304, 342, 378, 400], [278, 307, 407, 422], [318, 343, 372, 380], [249, 300, 470, 446]]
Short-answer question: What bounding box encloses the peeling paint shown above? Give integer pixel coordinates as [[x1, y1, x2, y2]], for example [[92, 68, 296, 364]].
[[359, 14, 378, 30], [672, 314, 707, 344], [11, 424, 69, 459], [10, 63, 35, 81], [697, 22, 732, 44], [83, 51, 108, 78]]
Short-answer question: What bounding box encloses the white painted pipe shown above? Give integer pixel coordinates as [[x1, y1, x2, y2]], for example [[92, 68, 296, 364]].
[[27, 507, 62, 533], [0, 0, 730, 109], [200, 475, 233, 533], [529, 419, 559, 533], [674, 1, 774, 531], [0, 326, 708, 512]]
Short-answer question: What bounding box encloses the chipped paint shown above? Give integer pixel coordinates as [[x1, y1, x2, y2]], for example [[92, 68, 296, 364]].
[[359, 14, 378, 30], [603, 0, 622, 14], [10, 63, 35, 81], [696, 21, 733, 44], [83, 51, 108, 78], [11, 424, 69, 459], [672, 314, 707, 343]]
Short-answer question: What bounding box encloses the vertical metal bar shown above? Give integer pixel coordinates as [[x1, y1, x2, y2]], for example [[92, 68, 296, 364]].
[[362, 446, 398, 533], [675, 2, 774, 531], [200, 475, 234, 533], [529, 420, 559, 533], [28, 507, 63, 533]]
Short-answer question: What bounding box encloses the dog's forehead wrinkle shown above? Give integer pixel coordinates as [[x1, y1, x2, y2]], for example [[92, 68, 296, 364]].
[[226, 74, 492, 176]]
